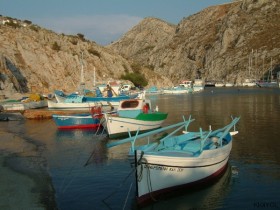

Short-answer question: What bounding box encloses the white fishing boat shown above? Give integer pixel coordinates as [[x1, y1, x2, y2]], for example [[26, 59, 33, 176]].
[[47, 99, 117, 111], [192, 78, 205, 92], [107, 116, 240, 206], [163, 85, 191, 94], [215, 81, 225, 87], [101, 98, 168, 138]]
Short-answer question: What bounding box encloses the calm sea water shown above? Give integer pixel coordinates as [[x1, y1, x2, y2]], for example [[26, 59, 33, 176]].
[[1, 87, 280, 210]]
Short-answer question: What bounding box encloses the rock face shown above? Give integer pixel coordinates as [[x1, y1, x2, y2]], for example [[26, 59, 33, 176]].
[[109, 0, 280, 85], [0, 22, 138, 96], [1, 0, 280, 96]]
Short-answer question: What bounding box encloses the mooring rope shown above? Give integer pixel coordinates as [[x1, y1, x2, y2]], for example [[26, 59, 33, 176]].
[[102, 167, 135, 209]]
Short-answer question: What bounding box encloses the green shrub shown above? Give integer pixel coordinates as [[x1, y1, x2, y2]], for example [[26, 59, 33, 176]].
[[121, 72, 148, 87], [88, 48, 101, 58], [52, 42, 61, 51]]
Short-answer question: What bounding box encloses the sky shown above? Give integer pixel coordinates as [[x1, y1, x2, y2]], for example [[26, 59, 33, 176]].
[[0, 0, 232, 46]]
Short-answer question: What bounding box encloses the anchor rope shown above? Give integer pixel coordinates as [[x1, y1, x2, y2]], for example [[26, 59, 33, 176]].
[[136, 151, 157, 202]]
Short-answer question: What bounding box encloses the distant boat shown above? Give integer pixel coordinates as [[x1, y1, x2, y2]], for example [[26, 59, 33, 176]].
[[193, 78, 205, 92], [163, 85, 192, 94], [107, 116, 240, 206], [242, 78, 256, 87], [101, 98, 168, 138], [54, 89, 138, 106], [256, 80, 278, 88], [215, 81, 225, 87], [256, 58, 278, 88], [225, 82, 234, 87], [205, 80, 216, 87], [180, 80, 193, 88]]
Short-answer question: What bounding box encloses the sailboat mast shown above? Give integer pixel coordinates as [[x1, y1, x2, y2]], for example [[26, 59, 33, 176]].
[[80, 52, 85, 85], [93, 66, 96, 87]]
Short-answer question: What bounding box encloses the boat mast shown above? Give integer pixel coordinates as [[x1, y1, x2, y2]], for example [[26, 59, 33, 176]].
[[93, 66, 96, 87], [79, 51, 85, 93]]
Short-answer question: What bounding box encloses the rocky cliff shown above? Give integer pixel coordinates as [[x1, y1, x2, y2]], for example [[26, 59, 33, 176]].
[[1, 0, 279, 97], [109, 0, 280, 85]]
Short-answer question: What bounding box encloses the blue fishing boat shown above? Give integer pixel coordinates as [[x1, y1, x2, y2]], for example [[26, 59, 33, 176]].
[[52, 111, 101, 129], [107, 116, 240, 206]]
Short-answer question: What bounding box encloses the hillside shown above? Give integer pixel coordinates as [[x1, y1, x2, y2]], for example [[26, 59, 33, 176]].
[[0, 18, 172, 97], [1, 0, 280, 97], [108, 0, 280, 85]]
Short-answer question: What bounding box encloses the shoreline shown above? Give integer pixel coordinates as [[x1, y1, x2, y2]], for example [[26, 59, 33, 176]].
[[0, 130, 57, 210]]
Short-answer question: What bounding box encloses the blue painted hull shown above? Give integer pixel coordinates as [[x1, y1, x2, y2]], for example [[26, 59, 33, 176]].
[[52, 114, 100, 129]]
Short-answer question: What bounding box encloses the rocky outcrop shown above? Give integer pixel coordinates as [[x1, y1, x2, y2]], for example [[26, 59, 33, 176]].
[[0, 23, 138, 95], [108, 0, 280, 85], [1, 0, 279, 96]]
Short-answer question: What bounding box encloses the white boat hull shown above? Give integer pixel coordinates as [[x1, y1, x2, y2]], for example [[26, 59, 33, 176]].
[[163, 89, 189, 94], [48, 100, 117, 110], [135, 140, 232, 204], [102, 114, 165, 138]]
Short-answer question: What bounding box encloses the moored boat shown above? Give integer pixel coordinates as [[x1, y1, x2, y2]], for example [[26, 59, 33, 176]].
[[52, 108, 102, 129], [107, 116, 240, 206], [101, 98, 168, 138]]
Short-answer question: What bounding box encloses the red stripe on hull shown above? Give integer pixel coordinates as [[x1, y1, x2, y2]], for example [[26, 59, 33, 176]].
[[136, 162, 229, 207], [58, 124, 101, 129]]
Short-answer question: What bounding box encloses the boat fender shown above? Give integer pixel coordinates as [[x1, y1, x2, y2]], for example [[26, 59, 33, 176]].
[[91, 106, 102, 118], [142, 103, 149, 113]]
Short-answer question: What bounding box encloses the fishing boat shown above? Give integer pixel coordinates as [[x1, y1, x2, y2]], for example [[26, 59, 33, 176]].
[[215, 81, 225, 87], [100, 98, 168, 138], [107, 116, 240, 206], [192, 78, 205, 92], [53, 89, 138, 106], [52, 107, 103, 129], [162, 85, 191, 94]]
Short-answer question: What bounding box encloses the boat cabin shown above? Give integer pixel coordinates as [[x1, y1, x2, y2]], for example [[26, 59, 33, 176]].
[[118, 99, 152, 118]]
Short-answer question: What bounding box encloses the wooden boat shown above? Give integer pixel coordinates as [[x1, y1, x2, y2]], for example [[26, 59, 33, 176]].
[[52, 108, 103, 129], [101, 98, 168, 138], [107, 116, 240, 206]]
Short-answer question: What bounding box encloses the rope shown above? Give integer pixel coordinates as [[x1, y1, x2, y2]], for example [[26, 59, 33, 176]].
[[102, 167, 135, 208], [122, 182, 133, 210], [136, 151, 157, 202]]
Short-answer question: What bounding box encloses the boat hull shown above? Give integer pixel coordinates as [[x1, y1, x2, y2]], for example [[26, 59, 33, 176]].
[[48, 100, 117, 110], [256, 81, 278, 88], [52, 114, 100, 129], [102, 113, 167, 138], [135, 140, 232, 206], [163, 89, 189, 94]]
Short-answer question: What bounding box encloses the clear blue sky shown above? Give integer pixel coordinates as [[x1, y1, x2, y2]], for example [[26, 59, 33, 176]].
[[0, 0, 232, 45]]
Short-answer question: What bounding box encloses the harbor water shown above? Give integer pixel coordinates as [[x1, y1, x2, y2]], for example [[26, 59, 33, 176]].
[[0, 87, 280, 210]]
